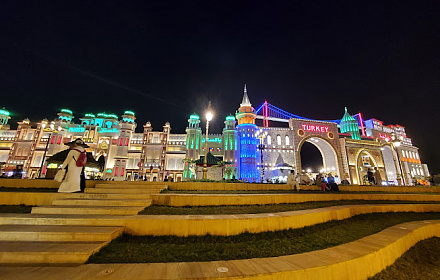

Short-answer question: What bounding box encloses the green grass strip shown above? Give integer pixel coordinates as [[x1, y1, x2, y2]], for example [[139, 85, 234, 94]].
[[369, 237, 440, 280], [139, 200, 440, 215], [0, 187, 58, 192], [87, 212, 440, 263], [0, 204, 32, 213]]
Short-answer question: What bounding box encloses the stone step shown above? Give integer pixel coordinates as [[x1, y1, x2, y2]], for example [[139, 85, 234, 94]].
[[52, 198, 152, 207], [31, 205, 146, 215], [85, 188, 163, 194], [76, 193, 153, 200], [0, 225, 123, 242], [95, 183, 167, 189], [0, 214, 127, 226], [0, 241, 106, 264]]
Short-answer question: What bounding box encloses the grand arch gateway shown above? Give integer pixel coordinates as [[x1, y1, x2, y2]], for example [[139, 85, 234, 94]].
[[289, 119, 346, 180]]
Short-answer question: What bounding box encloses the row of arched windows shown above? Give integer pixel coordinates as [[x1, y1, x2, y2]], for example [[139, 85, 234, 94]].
[[267, 135, 290, 146]]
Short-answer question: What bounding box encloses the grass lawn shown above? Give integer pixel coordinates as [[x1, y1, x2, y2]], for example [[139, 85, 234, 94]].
[[87, 212, 440, 263], [139, 200, 440, 215], [369, 237, 440, 280], [0, 204, 32, 213]]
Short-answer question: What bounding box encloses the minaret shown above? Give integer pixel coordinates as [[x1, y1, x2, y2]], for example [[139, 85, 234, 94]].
[[235, 85, 258, 182], [223, 115, 237, 164], [113, 111, 136, 181], [340, 107, 361, 140], [0, 108, 11, 130], [184, 114, 202, 179]]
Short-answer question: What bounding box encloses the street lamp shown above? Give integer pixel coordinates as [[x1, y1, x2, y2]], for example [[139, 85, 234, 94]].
[[37, 121, 61, 179], [202, 101, 213, 179], [256, 129, 268, 183]]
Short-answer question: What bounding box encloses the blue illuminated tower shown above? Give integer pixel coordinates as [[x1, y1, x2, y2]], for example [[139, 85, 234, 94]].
[[235, 85, 258, 182]]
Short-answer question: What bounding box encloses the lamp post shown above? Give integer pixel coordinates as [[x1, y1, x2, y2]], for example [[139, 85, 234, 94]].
[[202, 101, 213, 179], [256, 129, 268, 183], [37, 121, 61, 179]]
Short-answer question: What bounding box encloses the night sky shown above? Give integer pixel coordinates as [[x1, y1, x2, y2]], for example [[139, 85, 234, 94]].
[[1, 1, 439, 173]]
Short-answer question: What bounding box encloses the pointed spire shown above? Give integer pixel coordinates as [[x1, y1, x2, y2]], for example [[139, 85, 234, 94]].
[[240, 84, 252, 107]]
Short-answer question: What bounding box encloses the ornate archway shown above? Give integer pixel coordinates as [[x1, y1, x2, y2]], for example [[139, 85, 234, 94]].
[[296, 135, 341, 178], [290, 119, 345, 180], [355, 149, 378, 185]]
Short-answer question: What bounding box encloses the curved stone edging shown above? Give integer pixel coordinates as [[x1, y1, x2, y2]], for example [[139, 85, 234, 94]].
[[2, 220, 439, 280], [152, 193, 440, 207], [124, 204, 440, 236]]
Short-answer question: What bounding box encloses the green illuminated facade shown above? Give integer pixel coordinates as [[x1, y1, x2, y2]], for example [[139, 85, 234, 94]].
[[340, 107, 361, 140]]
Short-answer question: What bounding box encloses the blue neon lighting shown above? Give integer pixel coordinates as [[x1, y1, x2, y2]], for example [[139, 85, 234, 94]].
[[237, 123, 258, 182], [255, 102, 341, 124]]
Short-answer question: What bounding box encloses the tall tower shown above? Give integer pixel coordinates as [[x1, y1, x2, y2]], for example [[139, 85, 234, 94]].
[[140, 121, 153, 177], [184, 114, 202, 179], [0, 108, 11, 130], [235, 85, 258, 182], [340, 107, 361, 140], [113, 111, 136, 181], [223, 115, 237, 163]]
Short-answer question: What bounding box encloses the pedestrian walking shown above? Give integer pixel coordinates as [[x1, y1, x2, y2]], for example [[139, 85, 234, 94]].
[[57, 139, 89, 193]]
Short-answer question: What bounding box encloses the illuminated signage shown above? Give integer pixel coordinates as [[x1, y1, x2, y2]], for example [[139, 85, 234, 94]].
[[201, 137, 222, 143], [378, 133, 388, 139], [68, 127, 85, 133], [301, 124, 329, 133], [98, 128, 119, 133]]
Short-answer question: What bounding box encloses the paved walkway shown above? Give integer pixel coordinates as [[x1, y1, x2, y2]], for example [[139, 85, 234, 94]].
[[1, 183, 439, 279]]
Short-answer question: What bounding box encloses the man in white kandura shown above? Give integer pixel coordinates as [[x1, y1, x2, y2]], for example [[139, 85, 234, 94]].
[[57, 139, 88, 193]]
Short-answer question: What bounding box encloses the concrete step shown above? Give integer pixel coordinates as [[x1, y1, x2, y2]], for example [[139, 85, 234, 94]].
[[85, 188, 163, 194], [0, 241, 106, 264], [0, 225, 123, 242], [95, 183, 167, 189], [52, 198, 152, 207], [31, 205, 146, 215], [0, 214, 128, 226], [76, 193, 153, 200]]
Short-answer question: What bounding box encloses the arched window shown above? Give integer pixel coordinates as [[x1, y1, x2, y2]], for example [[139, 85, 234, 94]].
[[277, 135, 281, 145], [285, 135, 290, 146], [267, 135, 271, 145]]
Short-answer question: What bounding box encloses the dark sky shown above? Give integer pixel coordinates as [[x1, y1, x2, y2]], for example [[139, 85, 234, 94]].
[[1, 1, 439, 173]]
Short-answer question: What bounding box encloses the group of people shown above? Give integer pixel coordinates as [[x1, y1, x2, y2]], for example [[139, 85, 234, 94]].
[[287, 170, 340, 192], [316, 173, 339, 191]]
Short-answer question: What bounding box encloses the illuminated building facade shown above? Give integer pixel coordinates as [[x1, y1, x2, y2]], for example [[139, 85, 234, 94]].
[[0, 87, 431, 185], [235, 85, 258, 182]]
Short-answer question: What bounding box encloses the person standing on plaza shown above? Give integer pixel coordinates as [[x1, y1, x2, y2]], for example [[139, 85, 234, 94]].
[[58, 139, 89, 193], [367, 169, 375, 185], [374, 167, 382, 186], [287, 170, 300, 191]]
